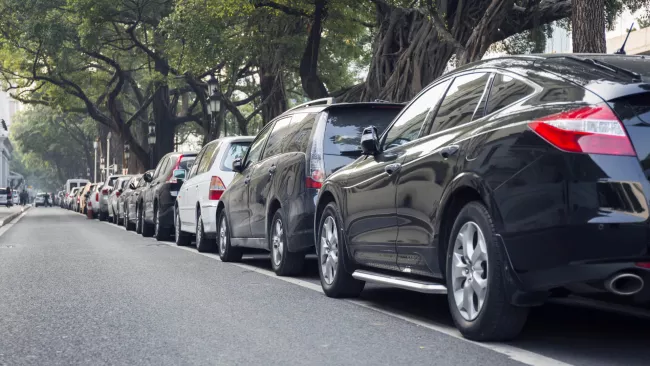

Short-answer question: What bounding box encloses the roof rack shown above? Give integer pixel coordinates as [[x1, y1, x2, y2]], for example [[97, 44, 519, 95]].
[[285, 97, 336, 113]]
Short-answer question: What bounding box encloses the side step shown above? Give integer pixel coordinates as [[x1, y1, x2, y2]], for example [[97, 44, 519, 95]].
[[351, 270, 447, 294]]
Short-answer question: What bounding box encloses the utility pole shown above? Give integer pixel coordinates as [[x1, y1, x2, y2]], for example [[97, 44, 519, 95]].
[[93, 139, 98, 182], [106, 132, 112, 176]]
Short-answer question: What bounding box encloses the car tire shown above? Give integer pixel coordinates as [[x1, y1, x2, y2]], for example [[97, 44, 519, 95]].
[[135, 205, 143, 234], [270, 209, 305, 276], [196, 211, 216, 253], [99, 210, 107, 222], [141, 206, 154, 237], [174, 208, 191, 246], [317, 202, 365, 298], [153, 205, 168, 241], [217, 210, 242, 262], [445, 201, 529, 342]]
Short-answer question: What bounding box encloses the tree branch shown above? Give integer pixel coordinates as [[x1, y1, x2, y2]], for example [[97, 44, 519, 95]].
[[253, 1, 310, 17]]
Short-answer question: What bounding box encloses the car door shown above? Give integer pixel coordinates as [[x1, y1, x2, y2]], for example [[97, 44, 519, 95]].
[[395, 72, 492, 276], [180, 147, 206, 226], [193, 141, 220, 229], [247, 117, 291, 239], [146, 157, 169, 221], [228, 123, 274, 238], [342, 84, 449, 271]]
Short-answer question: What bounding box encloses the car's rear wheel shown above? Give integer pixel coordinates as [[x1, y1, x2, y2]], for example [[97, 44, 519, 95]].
[[270, 210, 304, 276], [135, 205, 143, 234], [98, 210, 107, 222], [446, 201, 529, 341], [218, 210, 242, 262], [141, 206, 154, 237], [196, 211, 216, 253], [317, 202, 364, 298], [175, 208, 191, 246], [154, 205, 168, 241]]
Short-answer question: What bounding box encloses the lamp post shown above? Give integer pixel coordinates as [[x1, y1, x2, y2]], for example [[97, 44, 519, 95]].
[[124, 143, 130, 174], [100, 157, 105, 181], [106, 132, 112, 176], [207, 75, 223, 138], [148, 121, 156, 169], [93, 139, 98, 183]]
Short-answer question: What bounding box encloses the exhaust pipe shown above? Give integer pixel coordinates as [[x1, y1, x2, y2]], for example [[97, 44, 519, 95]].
[[604, 273, 644, 296]]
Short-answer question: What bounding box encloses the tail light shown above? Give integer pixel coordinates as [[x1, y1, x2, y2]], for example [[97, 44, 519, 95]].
[[102, 188, 109, 195], [307, 113, 328, 189], [167, 155, 184, 183], [209, 176, 226, 200], [636, 262, 650, 269], [528, 103, 636, 156], [115, 191, 121, 197], [95, 192, 99, 201]]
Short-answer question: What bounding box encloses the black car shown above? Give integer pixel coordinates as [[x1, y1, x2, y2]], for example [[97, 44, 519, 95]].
[[138, 153, 197, 240], [217, 100, 404, 275], [314, 54, 650, 341], [126, 172, 150, 232]]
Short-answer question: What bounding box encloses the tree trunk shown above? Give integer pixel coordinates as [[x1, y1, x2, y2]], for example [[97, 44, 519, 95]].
[[299, 0, 329, 100], [152, 83, 175, 168], [572, 0, 606, 53], [259, 65, 287, 124]]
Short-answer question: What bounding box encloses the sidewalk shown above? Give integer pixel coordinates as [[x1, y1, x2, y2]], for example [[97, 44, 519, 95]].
[[0, 205, 28, 225]]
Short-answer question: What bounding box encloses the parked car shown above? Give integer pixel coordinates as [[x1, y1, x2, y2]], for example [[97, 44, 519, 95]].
[[34, 193, 51, 207], [217, 99, 404, 275], [138, 152, 197, 240], [0, 187, 12, 207], [120, 174, 144, 230], [78, 183, 95, 214], [68, 187, 80, 210], [309, 54, 650, 341], [127, 172, 151, 232], [108, 176, 132, 224], [87, 184, 101, 218], [98, 175, 128, 221], [175, 137, 253, 250]]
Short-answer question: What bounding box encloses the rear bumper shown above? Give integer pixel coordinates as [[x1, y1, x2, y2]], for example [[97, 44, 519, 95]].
[[158, 201, 175, 229], [202, 202, 219, 234], [285, 189, 318, 252]]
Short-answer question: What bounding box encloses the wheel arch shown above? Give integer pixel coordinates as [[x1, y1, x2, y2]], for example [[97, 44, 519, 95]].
[[435, 172, 504, 277], [266, 198, 282, 238]]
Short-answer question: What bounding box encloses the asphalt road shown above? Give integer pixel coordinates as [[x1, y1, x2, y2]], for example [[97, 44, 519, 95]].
[[0, 208, 648, 365]]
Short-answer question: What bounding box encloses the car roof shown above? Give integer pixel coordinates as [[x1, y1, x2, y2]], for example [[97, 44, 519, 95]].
[[278, 101, 404, 118]]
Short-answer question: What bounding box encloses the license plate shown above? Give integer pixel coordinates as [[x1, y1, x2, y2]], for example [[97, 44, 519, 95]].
[[170, 191, 178, 197]]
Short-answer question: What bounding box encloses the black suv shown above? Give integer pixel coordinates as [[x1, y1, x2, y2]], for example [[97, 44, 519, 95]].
[[139, 152, 197, 240], [217, 99, 404, 275], [314, 55, 650, 341]]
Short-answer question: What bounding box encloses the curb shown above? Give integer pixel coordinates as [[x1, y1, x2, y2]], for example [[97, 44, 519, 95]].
[[0, 205, 31, 227]]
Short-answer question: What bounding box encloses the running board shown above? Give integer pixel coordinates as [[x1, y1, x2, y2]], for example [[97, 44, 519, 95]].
[[351, 270, 447, 294]]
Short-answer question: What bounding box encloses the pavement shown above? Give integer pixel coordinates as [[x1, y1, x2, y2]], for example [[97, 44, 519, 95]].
[[0, 205, 27, 224], [0, 208, 648, 365]]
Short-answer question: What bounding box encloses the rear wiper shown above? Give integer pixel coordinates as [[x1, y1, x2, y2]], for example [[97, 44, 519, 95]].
[[339, 149, 363, 157]]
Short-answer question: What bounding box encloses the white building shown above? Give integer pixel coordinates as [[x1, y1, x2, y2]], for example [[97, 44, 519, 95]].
[[0, 120, 12, 187], [0, 89, 20, 128]]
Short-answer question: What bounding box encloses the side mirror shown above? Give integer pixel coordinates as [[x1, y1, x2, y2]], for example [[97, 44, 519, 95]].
[[173, 169, 186, 181], [143, 172, 153, 183], [360, 126, 380, 155], [129, 182, 136, 190], [232, 158, 243, 173]]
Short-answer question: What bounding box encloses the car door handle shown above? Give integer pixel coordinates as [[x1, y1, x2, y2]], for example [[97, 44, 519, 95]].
[[440, 145, 460, 159], [384, 163, 402, 175], [244, 176, 251, 185], [268, 165, 277, 175]]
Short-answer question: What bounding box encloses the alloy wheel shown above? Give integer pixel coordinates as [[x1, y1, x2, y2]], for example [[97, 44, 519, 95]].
[[154, 209, 159, 237], [320, 216, 339, 285], [271, 219, 284, 266], [196, 216, 202, 246], [219, 215, 227, 254], [175, 211, 181, 242], [451, 221, 489, 321]]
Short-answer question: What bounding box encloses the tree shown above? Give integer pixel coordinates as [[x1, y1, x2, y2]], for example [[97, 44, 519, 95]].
[[572, 0, 606, 52]]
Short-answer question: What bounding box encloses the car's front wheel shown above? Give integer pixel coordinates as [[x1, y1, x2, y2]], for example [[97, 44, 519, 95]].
[[446, 201, 529, 341], [175, 208, 191, 246], [217, 210, 242, 262], [317, 202, 364, 298]]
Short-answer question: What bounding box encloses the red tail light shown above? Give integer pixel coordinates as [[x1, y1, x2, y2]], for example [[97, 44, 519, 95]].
[[115, 191, 121, 197], [208, 176, 226, 200], [102, 188, 109, 195], [167, 155, 184, 183], [636, 262, 650, 269], [95, 192, 99, 201], [306, 177, 323, 189], [528, 103, 635, 156]]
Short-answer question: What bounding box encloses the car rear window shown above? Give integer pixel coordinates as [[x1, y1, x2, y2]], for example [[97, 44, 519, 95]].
[[107, 177, 119, 187], [179, 156, 196, 171], [0, 188, 7, 194], [221, 142, 251, 172], [323, 106, 402, 155]]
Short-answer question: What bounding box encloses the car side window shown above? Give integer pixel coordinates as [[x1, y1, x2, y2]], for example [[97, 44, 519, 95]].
[[262, 117, 292, 159], [189, 148, 207, 179], [485, 73, 535, 115], [244, 122, 274, 168], [383, 80, 450, 150], [153, 157, 166, 179], [430, 73, 491, 133], [285, 113, 315, 153], [197, 143, 219, 175]]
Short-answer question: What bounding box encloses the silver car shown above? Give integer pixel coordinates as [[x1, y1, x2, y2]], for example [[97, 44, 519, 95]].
[[108, 176, 132, 224]]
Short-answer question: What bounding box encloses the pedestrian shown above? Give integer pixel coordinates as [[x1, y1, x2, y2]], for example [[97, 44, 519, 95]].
[[19, 190, 26, 206]]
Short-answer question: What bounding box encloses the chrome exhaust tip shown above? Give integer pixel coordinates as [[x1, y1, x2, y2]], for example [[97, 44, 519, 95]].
[[604, 273, 644, 296]]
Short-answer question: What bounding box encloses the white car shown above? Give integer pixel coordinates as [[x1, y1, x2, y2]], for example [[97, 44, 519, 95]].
[[175, 136, 253, 251]]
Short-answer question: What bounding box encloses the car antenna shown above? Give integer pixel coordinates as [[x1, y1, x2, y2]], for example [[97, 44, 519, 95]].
[[615, 22, 634, 55]]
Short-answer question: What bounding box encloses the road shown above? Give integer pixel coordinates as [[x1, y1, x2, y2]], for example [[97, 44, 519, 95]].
[[0, 208, 649, 365]]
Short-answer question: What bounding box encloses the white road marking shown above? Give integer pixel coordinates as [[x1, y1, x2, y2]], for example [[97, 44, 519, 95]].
[[96, 219, 577, 366]]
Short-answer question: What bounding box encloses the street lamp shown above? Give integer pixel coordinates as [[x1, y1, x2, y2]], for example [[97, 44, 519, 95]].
[[100, 157, 105, 181], [207, 75, 223, 137], [148, 121, 156, 169], [93, 139, 98, 182]]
